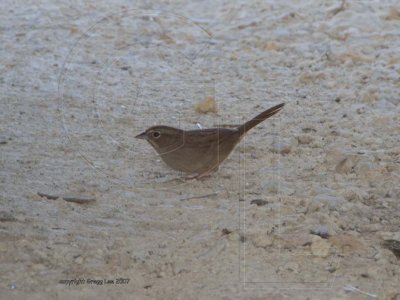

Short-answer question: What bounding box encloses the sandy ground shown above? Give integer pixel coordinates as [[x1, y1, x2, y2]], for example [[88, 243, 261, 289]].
[[1, 0, 400, 299]]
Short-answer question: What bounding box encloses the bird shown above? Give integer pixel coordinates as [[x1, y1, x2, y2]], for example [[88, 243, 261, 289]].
[[135, 103, 284, 178]]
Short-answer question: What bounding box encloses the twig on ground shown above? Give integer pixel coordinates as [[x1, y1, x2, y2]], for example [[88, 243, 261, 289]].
[[180, 192, 218, 201], [344, 285, 377, 298], [37, 192, 95, 204], [62, 196, 96, 204], [37, 192, 59, 200]]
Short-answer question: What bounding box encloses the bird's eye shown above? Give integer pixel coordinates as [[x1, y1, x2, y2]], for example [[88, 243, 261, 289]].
[[151, 131, 161, 139]]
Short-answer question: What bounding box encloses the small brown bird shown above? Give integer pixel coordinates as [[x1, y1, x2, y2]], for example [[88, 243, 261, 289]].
[[136, 103, 284, 178]]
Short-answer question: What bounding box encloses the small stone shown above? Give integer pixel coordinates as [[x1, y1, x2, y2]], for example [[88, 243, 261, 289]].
[[157, 271, 165, 278], [0, 136, 8, 145], [382, 240, 400, 259], [283, 262, 299, 273], [194, 96, 217, 114], [297, 134, 313, 145], [335, 157, 356, 174], [281, 187, 296, 196], [326, 149, 360, 173], [310, 225, 330, 238], [74, 256, 83, 264], [311, 236, 331, 257], [252, 235, 274, 248], [325, 265, 336, 273], [302, 127, 317, 133], [226, 232, 240, 242], [221, 228, 232, 235], [271, 141, 291, 154], [250, 199, 269, 206], [385, 7, 400, 20]]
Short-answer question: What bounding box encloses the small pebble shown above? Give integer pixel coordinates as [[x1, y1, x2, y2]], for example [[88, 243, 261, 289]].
[[271, 142, 291, 154], [297, 134, 313, 145], [310, 225, 330, 239], [0, 136, 8, 145], [252, 235, 273, 248], [221, 228, 232, 235], [335, 157, 356, 174], [74, 256, 83, 264], [250, 199, 268, 206], [382, 240, 400, 259], [194, 96, 218, 114]]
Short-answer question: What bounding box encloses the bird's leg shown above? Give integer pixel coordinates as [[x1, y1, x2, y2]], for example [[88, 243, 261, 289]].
[[194, 166, 219, 180], [184, 173, 199, 180]]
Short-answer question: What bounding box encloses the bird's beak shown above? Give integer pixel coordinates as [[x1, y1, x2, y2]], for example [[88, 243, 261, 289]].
[[135, 132, 148, 140]]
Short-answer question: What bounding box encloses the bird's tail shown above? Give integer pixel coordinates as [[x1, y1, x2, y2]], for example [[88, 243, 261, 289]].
[[237, 103, 285, 136]]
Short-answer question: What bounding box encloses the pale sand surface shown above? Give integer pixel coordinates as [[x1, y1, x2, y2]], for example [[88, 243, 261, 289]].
[[1, 1, 399, 299]]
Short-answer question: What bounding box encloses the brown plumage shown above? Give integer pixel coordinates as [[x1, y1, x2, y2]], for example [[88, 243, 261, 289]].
[[136, 103, 284, 178]]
